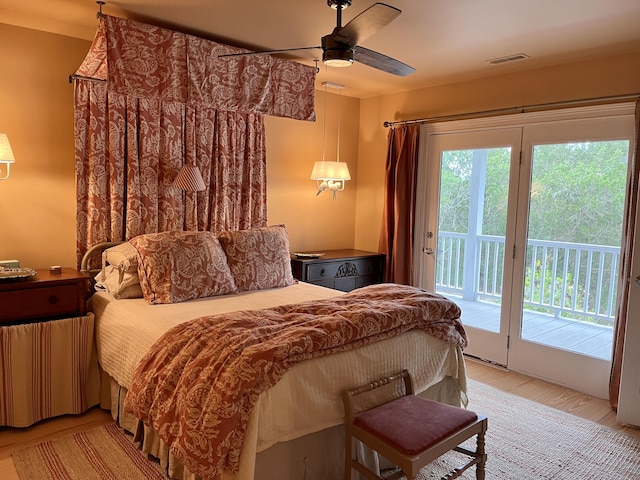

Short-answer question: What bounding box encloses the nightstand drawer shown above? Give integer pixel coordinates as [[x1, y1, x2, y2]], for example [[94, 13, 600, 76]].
[[0, 268, 89, 324], [291, 249, 385, 292], [307, 259, 375, 282], [0, 284, 80, 323]]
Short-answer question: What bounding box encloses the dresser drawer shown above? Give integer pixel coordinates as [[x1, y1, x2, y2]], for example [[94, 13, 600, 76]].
[[307, 258, 375, 282]]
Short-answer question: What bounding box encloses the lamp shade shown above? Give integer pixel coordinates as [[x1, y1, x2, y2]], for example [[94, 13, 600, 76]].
[[0, 134, 15, 163], [310, 161, 351, 181], [172, 164, 206, 191]]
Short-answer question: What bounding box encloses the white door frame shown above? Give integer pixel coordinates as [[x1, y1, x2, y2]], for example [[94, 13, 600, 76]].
[[414, 102, 636, 398]]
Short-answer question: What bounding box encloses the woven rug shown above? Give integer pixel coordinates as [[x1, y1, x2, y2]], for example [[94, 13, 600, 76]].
[[412, 379, 640, 480], [11, 422, 166, 480], [12, 380, 640, 479]]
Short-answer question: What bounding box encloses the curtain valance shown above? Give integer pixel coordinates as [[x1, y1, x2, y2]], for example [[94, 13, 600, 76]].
[[75, 15, 316, 121]]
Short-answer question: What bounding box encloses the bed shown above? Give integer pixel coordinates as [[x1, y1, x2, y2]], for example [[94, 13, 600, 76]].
[[82, 226, 468, 480]]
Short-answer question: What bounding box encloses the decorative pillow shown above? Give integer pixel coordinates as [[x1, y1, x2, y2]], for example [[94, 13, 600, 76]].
[[130, 231, 238, 304], [94, 265, 143, 299], [216, 225, 296, 292]]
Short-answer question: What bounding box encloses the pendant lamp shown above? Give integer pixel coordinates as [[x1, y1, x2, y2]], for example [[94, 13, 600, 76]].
[[311, 81, 351, 200]]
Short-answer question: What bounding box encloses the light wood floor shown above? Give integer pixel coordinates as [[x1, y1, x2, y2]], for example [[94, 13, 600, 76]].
[[1, 359, 638, 479]]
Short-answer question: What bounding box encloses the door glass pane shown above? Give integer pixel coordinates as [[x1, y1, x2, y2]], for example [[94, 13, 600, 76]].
[[522, 141, 628, 360], [436, 147, 511, 333]]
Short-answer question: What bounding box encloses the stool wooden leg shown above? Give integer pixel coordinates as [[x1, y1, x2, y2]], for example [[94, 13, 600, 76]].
[[344, 435, 352, 480], [476, 427, 487, 480]]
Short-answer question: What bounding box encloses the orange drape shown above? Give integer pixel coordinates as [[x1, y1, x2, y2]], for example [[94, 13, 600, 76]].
[[378, 125, 420, 284]]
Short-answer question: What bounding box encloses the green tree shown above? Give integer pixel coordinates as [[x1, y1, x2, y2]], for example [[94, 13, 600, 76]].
[[438, 141, 628, 247]]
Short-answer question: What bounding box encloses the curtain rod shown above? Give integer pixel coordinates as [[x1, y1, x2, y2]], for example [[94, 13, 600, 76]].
[[383, 93, 640, 128], [68, 74, 107, 84]]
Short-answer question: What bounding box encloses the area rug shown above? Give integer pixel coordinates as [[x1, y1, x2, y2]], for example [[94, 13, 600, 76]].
[[413, 380, 640, 479], [12, 380, 640, 479], [11, 422, 166, 480]]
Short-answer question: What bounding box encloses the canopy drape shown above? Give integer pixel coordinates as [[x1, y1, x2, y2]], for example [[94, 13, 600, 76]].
[[75, 15, 316, 120], [74, 16, 316, 268]]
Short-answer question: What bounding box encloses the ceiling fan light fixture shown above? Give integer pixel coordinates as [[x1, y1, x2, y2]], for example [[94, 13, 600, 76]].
[[323, 48, 354, 67], [328, 0, 351, 10], [219, 2, 413, 77]]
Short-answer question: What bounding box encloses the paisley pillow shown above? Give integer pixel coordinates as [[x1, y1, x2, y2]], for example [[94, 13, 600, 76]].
[[130, 231, 237, 304], [217, 225, 296, 292]]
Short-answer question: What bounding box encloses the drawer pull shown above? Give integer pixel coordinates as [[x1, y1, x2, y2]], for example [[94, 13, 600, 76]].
[[320, 269, 325, 277], [48, 295, 60, 305], [337, 262, 359, 278]]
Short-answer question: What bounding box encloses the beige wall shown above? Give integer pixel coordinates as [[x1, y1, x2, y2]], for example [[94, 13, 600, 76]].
[[354, 51, 640, 251], [0, 23, 90, 269], [266, 89, 360, 253]]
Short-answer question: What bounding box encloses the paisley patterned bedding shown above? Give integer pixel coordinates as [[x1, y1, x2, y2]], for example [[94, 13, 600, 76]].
[[124, 283, 466, 479]]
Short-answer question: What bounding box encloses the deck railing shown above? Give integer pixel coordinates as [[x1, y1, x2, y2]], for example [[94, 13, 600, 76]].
[[435, 232, 620, 326]]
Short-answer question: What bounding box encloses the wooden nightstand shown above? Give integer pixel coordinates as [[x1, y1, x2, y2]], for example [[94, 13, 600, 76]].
[[0, 268, 100, 427], [291, 249, 385, 292], [0, 268, 89, 324]]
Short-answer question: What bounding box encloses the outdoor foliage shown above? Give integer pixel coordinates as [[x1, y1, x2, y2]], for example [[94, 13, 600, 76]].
[[437, 141, 629, 325], [438, 141, 628, 245]]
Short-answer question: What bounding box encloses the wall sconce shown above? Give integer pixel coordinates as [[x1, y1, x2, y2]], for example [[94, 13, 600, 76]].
[[311, 81, 351, 200], [172, 164, 206, 191], [0, 133, 16, 181]]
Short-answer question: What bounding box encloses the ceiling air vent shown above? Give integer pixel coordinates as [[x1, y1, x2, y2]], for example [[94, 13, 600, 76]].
[[487, 53, 530, 65]]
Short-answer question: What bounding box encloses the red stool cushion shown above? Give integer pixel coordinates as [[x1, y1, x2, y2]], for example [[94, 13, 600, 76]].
[[354, 395, 478, 455]]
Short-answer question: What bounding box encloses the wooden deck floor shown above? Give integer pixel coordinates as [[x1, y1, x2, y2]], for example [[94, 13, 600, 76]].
[[443, 294, 614, 360]]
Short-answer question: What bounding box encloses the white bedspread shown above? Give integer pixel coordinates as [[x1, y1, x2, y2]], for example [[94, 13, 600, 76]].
[[89, 282, 466, 479]]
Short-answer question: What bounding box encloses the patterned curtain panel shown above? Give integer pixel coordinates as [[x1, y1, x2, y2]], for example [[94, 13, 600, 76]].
[[73, 15, 316, 268]]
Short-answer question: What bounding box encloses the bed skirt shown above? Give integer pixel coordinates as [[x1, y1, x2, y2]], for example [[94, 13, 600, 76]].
[[100, 370, 463, 480]]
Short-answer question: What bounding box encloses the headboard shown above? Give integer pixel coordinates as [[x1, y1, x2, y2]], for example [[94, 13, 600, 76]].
[[80, 241, 124, 277]]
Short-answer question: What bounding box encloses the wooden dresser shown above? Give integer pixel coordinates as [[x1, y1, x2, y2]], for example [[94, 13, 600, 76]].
[[0, 268, 100, 427], [291, 249, 385, 292]]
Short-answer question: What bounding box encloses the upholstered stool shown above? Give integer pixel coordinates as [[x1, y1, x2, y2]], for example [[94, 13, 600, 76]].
[[343, 370, 487, 480]]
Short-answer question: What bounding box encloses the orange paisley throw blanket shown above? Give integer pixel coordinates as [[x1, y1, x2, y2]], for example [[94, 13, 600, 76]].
[[124, 283, 466, 479]]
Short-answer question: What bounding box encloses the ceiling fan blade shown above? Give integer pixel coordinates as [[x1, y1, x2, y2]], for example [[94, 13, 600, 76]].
[[354, 45, 415, 76], [219, 46, 320, 58], [334, 3, 401, 47]]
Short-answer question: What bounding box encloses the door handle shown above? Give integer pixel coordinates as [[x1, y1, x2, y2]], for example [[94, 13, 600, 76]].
[[423, 247, 435, 256]]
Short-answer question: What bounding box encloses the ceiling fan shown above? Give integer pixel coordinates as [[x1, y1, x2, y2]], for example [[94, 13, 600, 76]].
[[219, 0, 415, 77]]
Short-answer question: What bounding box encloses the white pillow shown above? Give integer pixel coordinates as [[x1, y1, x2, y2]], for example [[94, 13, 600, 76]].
[[102, 242, 139, 272], [94, 264, 143, 299]]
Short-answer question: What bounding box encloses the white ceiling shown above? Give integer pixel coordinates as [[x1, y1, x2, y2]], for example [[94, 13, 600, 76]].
[[3, 0, 640, 98]]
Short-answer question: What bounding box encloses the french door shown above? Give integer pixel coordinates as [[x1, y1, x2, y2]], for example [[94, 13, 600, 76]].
[[417, 128, 522, 366], [415, 104, 636, 398]]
